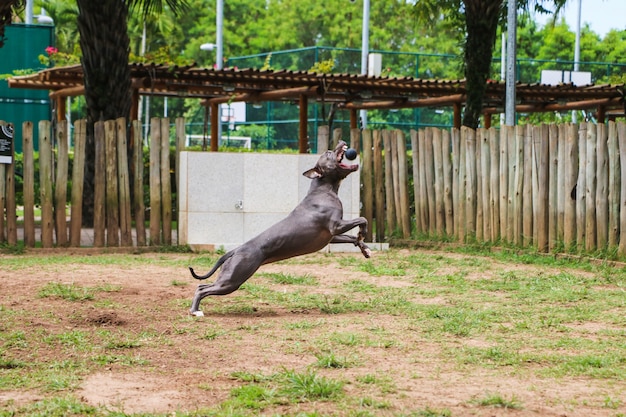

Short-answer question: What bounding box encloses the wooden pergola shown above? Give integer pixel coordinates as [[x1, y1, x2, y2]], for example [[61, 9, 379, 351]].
[[8, 63, 626, 152]]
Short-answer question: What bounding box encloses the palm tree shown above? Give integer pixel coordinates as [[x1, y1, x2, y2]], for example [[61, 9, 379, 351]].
[[75, 0, 188, 225], [414, 0, 568, 129]]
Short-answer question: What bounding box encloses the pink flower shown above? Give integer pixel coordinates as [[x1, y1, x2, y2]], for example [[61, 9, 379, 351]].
[[45, 46, 58, 55]]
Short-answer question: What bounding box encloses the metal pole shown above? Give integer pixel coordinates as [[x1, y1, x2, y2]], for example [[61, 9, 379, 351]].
[[360, 0, 370, 129], [26, 0, 33, 24], [216, 0, 224, 146], [505, 0, 517, 126], [573, 0, 582, 123]]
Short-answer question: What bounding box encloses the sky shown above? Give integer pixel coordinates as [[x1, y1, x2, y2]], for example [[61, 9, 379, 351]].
[[534, 0, 626, 38]]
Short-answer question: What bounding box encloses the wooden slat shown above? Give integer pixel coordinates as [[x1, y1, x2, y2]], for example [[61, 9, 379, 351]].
[[105, 120, 120, 246], [132, 120, 146, 246], [596, 123, 608, 250], [69, 119, 86, 247], [585, 123, 597, 251], [383, 130, 396, 234], [537, 124, 550, 252], [522, 125, 533, 246], [576, 123, 587, 249], [563, 123, 578, 249], [396, 130, 411, 238], [410, 130, 423, 234], [38, 120, 54, 248], [608, 121, 619, 248], [451, 128, 460, 238], [488, 127, 500, 241], [362, 129, 374, 242], [499, 126, 510, 241], [442, 129, 454, 236], [117, 118, 133, 246], [149, 117, 162, 245], [548, 123, 558, 250], [160, 118, 172, 245], [432, 127, 445, 236], [54, 120, 69, 246], [618, 122, 626, 255], [424, 128, 436, 236], [373, 129, 385, 242], [22, 121, 35, 247], [93, 121, 106, 247]]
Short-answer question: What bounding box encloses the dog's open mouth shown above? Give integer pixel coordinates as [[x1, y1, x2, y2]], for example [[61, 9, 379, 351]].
[[337, 144, 358, 171]]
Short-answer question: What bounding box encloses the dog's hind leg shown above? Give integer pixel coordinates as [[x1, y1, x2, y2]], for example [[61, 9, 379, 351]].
[[189, 251, 262, 316]]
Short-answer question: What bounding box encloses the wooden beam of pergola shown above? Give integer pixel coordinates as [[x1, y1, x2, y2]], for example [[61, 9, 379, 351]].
[[482, 96, 623, 114], [342, 93, 466, 110], [201, 86, 319, 106]]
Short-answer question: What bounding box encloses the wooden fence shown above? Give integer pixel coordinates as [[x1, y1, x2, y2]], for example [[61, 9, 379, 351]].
[[0, 117, 184, 248], [355, 121, 626, 255], [2, 118, 626, 256]]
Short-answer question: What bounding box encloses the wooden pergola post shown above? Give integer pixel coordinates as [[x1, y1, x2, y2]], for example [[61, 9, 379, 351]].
[[299, 94, 308, 153], [210, 102, 219, 151]]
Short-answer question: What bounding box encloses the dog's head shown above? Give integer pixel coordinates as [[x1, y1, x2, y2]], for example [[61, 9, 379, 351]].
[[303, 140, 358, 181]]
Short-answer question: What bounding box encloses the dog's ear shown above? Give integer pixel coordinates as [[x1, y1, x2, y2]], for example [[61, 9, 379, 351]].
[[303, 167, 322, 179]]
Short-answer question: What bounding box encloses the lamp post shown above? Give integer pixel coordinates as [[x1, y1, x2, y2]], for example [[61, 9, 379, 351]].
[[573, 0, 582, 123]]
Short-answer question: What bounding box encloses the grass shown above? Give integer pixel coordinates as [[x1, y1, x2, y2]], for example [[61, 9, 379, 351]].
[[1, 247, 626, 416]]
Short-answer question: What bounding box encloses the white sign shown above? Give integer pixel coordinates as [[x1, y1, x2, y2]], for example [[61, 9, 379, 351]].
[[541, 70, 592, 86]]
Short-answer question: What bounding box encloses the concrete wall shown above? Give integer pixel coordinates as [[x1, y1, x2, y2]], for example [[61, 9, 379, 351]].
[[178, 152, 361, 252]]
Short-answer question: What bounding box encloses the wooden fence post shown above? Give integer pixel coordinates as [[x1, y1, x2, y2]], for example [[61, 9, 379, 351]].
[[93, 121, 106, 247], [488, 127, 500, 242], [432, 128, 445, 237], [410, 130, 422, 234], [479, 128, 490, 241], [596, 123, 609, 251], [618, 122, 626, 255], [548, 124, 558, 251], [117, 118, 133, 246], [22, 121, 35, 247], [55, 120, 69, 246], [149, 117, 162, 245], [442, 129, 454, 237], [522, 125, 533, 246], [458, 127, 467, 241], [451, 128, 460, 239], [499, 126, 510, 241], [396, 130, 411, 238], [585, 123, 597, 252], [104, 120, 119, 246], [69, 119, 86, 247], [576, 123, 587, 249], [424, 128, 436, 236], [383, 130, 396, 235], [608, 121, 619, 248], [563, 123, 578, 249], [536, 124, 550, 252], [557, 124, 567, 244], [361, 129, 373, 242], [132, 120, 146, 246], [160, 118, 172, 246], [464, 127, 476, 240], [38, 121, 54, 248], [373, 130, 385, 242]]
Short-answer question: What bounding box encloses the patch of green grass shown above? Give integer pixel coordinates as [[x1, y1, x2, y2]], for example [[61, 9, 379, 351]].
[[0, 395, 99, 417], [278, 368, 344, 401], [38, 282, 95, 301], [472, 393, 523, 410], [314, 351, 358, 368], [260, 271, 319, 285]]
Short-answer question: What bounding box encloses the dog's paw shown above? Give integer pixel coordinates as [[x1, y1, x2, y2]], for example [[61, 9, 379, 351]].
[[190, 310, 204, 317]]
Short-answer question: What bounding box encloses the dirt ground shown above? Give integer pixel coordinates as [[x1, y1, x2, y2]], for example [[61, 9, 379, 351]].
[[1, 249, 625, 416]]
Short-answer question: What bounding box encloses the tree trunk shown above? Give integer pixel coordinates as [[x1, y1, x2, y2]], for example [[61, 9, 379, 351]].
[[77, 0, 132, 226], [462, 0, 502, 129]]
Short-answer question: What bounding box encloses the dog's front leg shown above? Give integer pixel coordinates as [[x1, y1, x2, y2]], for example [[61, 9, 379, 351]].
[[330, 217, 371, 258]]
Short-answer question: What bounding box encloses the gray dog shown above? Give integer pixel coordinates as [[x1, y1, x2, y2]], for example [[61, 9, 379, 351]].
[[188, 140, 370, 316]]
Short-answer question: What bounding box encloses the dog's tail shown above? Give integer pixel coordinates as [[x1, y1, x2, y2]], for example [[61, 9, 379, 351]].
[[189, 252, 234, 280]]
